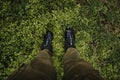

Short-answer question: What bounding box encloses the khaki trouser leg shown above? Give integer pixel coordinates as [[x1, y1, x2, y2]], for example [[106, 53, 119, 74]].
[[63, 48, 103, 80], [8, 49, 57, 80]]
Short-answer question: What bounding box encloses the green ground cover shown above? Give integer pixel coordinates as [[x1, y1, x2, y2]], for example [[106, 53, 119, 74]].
[[0, 0, 120, 80]]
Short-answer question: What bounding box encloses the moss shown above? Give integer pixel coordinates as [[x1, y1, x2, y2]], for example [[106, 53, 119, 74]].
[[0, 0, 120, 80]]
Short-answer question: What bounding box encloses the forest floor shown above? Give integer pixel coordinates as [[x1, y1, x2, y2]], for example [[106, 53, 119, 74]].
[[0, 0, 120, 80]]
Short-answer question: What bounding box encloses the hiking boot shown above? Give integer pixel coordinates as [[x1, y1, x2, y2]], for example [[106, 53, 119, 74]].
[[41, 31, 53, 56], [65, 28, 76, 51]]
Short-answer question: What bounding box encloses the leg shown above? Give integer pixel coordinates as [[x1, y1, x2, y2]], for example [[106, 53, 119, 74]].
[[7, 31, 57, 80], [64, 48, 103, 80], [8, 49, 57, 80], [63, 28, 103, 80]]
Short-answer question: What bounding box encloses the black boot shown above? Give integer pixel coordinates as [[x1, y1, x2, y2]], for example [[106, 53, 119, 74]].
[[41, 31, 53, 56], [65, 28, 76, 51]]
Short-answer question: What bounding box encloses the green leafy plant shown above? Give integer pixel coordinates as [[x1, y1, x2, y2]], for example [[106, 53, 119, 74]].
[[0, 0, 120, 80]]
